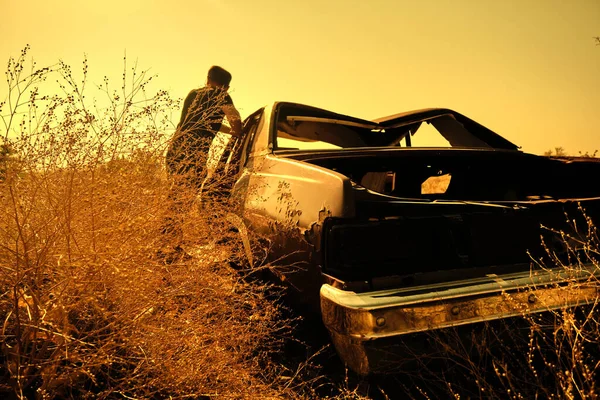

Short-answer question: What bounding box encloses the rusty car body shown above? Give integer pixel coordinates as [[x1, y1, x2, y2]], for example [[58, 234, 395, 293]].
[[222, 102, 600, 375]]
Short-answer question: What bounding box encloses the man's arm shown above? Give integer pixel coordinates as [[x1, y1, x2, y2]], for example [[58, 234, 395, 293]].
[[222, 104, 242, 138]]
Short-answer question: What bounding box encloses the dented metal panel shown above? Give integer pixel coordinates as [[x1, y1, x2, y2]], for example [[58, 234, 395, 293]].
[[320, 265, 599, 375], [320, 266, 599, 338]]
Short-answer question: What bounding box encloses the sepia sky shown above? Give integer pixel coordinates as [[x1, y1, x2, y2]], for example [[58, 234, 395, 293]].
[[1, 0, 599, 154]]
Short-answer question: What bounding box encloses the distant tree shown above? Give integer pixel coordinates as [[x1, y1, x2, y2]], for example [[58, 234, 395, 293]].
[[543, 147, 598, 158], [578, 149, 599, 158], [543, 146, 568, 157]]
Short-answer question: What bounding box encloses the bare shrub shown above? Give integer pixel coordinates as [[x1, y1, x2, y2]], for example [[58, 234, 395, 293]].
[[0, 46, 291, 399], [406, 207, 600, 399]]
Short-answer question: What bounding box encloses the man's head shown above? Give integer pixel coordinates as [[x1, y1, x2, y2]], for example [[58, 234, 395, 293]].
[[207, 66, 232, 88]]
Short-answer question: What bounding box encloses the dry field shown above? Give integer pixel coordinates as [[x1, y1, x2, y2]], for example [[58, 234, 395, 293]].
[[2, 48, 600, 399]]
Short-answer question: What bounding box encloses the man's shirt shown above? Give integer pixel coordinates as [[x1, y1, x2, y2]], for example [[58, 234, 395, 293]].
[[177, 86, 234, 140]]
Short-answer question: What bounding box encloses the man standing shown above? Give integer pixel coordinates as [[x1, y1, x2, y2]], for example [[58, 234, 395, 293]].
[[167, 66, 242, 177], [160, 66, 242, 261]]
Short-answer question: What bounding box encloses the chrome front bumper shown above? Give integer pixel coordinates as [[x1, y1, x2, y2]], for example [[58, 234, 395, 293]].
[[320, 265, 599, 375]]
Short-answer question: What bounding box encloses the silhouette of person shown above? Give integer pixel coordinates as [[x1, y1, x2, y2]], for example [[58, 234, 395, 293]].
[[159, 66, 242, 261]]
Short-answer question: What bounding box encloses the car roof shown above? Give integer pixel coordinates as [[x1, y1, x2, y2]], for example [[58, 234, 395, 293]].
[[269, 102, 520, 151]]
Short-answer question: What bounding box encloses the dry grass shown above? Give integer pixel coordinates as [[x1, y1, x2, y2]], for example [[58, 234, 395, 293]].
[[390, 208, 600, 400], [0, 47, 290, 399], [2, 46, 599, 400], [0, 158, 294, 398]]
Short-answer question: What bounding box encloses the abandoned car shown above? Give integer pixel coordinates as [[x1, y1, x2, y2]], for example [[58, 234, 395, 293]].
[[216, 102, 600, 375]]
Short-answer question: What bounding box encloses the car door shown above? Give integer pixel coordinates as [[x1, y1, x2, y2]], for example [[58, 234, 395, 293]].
[[230, 108, 265, 203]]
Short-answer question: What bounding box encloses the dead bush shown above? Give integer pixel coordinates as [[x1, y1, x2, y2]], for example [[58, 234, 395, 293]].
[[401, 207, 600, 399], [0, 46, 291, 399]]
